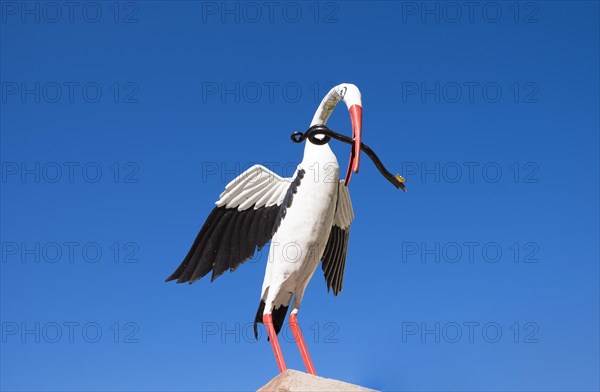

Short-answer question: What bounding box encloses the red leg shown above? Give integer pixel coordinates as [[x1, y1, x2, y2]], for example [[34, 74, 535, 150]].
[[289, 312, 317, 375], [263, 314, 287, 373]]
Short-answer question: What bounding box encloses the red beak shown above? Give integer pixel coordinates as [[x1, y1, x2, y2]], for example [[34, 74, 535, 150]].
[[344, 105, 362, 186]]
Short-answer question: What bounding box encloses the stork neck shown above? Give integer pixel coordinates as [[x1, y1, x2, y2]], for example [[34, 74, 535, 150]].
[[301, 85, 347, 163], [305, 86, 342, 149], [310, 89, 342, 128], [302, 138, 335, 165]]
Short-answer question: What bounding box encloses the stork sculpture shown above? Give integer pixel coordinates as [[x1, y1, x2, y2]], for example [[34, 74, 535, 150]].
[[167, 83, 405, 375]]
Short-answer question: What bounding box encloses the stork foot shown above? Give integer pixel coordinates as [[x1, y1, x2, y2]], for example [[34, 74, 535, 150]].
[[263, 313, 287, 373], [289, 311, 317, 375]]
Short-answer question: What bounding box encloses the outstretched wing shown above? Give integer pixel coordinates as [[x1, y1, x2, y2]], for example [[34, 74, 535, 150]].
[[321, 180, 354, 296], [166, 164, 304, 284]]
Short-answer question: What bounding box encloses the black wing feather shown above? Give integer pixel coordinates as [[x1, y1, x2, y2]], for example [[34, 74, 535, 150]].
[[187, 209, 234, 283], [321, 226, 351, 296], [166, 208, 222, 282], [232, 210, 253, 272], [329, 228, 342, 282], [211, 212, 240, 281]]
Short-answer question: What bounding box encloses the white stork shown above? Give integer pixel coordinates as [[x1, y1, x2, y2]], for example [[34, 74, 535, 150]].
[[167, 83, 364, 375]]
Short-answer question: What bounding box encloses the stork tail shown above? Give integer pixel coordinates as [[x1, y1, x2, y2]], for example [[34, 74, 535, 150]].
[[254, 300, 289, 340]]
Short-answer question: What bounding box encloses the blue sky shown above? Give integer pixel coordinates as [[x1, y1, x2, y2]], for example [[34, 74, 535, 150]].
[[1, 1, 598, 391]]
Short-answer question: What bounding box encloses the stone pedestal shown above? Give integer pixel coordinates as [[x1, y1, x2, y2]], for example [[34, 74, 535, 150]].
[[258, 369, 378, 392]]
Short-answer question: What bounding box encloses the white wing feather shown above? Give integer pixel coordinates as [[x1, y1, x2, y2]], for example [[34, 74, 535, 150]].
[[334, 180, 354, 230], [216, 164, 295, 211]]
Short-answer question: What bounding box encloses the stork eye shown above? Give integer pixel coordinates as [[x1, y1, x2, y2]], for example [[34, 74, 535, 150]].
[[338, 86, 347, 98]]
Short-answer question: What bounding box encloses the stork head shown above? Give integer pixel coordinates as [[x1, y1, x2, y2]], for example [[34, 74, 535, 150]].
[[310, 83, 362, 186]]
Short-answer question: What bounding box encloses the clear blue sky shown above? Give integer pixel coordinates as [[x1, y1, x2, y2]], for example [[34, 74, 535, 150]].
[[1, 1, 598, 391]]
